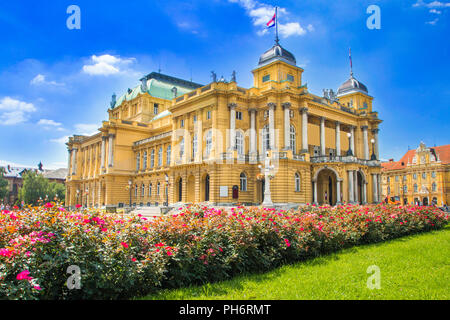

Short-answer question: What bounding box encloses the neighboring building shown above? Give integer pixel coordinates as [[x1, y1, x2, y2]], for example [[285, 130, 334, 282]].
[[381, 142, 450, 206], [66, 40, 382, 208], [1, 162, 67, 205]]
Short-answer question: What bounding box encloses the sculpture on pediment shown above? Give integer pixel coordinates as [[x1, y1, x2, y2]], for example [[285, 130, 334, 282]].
[[211, 71, 217, 82], [110, 93, 116, 109]]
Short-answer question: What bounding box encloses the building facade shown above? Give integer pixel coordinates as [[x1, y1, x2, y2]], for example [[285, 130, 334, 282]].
[[65, 41, 382, 208], [381, 142, 450, 206]]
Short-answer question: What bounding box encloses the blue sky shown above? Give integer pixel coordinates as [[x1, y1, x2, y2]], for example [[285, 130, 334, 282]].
[[0, 0, 449, 169]]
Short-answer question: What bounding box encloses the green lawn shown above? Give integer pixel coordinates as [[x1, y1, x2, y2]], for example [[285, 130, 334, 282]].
[[141, 225, 450, 300]]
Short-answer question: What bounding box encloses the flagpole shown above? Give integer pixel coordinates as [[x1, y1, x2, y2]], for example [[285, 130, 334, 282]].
[[275, 6, 279, 44]]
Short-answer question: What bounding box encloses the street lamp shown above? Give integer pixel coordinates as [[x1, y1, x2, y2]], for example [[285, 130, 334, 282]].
[[165, 173, 169, 207], [370, 138, 377, 160], [128, 180, 132, 207], [346, 132, 353, 156]]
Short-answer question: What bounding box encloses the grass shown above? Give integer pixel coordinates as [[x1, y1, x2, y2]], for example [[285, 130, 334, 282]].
[[140, 225, 450, 300]]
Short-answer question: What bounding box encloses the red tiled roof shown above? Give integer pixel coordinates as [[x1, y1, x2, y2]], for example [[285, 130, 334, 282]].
[[381, 144, 450, 171]]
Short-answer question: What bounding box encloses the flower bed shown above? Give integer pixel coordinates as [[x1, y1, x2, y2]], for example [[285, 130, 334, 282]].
[[0, 203, 448, 299]]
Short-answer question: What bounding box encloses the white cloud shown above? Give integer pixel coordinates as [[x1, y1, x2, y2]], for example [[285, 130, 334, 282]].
[[37, 119, 65, 131], [82, 54, 136, 76], [50, 136, 70, 145], [229, 0, 312, 38], [0, 97, 36, 125], [429, 8, 442, 13], [426, 17, 439, 24], [30, 74, 64, 87], [413, 0, 450, 8], [74, 123, 100, 136]]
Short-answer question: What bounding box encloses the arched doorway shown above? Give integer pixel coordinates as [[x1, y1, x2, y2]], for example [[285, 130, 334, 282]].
[[176, 177, 183, 202], [201, 174, 210, 202], [187, 176, 195, 203], [356, 171, 364, 204], [423, 197, 428, 206], [257, 178, 265, 204], [316, 168, 338, 205]]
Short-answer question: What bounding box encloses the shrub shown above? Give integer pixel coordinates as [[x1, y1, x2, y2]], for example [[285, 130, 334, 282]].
[[0, 203, 447, 299]]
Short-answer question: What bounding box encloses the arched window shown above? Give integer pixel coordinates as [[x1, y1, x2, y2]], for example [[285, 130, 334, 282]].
[[387, 186, 390, 194], [290, 125, 296, 153], [143, 151, 147, 169], [295, 172, 301, 192], [262, 125, 270, 152], [192, 134, 198, 159], [157, 182, 160, 196], [141, 184, 145, 197], [166, 145, 171, 165], [432, 182, 437, 192], [403, 185, 407, 193], [150, 149, 155, 168], [414, 183, 418, 193], [240, 172, 247, 191], [136, 152, 140, 171], [149, 183, 152, 198], [205, 130, 212, 157], [158, 147, 163, 167], [387, 177, 390, 183], [431, 171, 436, 178], [179, 138, 184, 158], [134, 184, 138, 197], [236, 131, 244, 155]]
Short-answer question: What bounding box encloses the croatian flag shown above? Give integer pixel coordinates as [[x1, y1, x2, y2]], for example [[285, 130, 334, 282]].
[[267, 12, 276, 28]]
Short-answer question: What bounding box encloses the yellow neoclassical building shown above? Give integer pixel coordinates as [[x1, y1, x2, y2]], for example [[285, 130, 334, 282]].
[[381, 142, 450, 206], [66, 40, 383, 208]]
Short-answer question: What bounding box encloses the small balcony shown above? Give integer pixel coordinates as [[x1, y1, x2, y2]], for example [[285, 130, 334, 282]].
[[310, 155, 380, 167]]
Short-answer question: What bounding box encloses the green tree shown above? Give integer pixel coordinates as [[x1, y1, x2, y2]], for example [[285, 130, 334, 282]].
[[46, 181, 66, 203], [0, 167, 9, 201], [18, 171, 49, 205]]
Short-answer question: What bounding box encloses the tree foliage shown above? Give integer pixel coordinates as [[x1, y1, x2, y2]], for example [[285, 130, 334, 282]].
[[18, 171, 65, 205], [0, 167, 9, 200]]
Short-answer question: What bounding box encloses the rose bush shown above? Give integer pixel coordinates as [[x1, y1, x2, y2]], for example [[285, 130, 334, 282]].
[[0, 203, 447, 299]]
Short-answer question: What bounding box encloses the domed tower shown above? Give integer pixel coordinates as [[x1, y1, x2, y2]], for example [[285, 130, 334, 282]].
[[252, 40, 304, 89], [337, 50, 373, 112]]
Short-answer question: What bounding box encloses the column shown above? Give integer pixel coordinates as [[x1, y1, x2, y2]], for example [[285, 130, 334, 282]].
[[313, 181, 318, 204], [283, 102, 291, 150], [108, 134, 114, 167], [268, 103, 276, 150], [354, 171, 358, 203], [335, 122, 341, 156], [300, 107, 308, 153], [362, 125, 369, 160], [372, 174, 378, 203], [336, 179, 341, 204], [72, 148, 77, 175], [363, 181, 367, 204], [372, 129, 379, 160], [229, 103, 236, 150], [67, 149, 72, 175], [377, 174, 381, 203], [101, 136, 106, 169], [249, 109, 257, 154], [348, 170, 354, 203], [350, 126, 355, 157], [320, 117, 326, 156]]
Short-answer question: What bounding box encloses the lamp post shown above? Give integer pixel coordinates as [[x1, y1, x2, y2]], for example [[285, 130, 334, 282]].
[[128, 180, 132, 207], [370, 138, 377, 160], [346, 132, 353, 156], [165, 173, 169, 207]]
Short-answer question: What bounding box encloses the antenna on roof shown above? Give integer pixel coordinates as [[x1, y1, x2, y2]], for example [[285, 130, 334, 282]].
[[349, 47, 353, 77]]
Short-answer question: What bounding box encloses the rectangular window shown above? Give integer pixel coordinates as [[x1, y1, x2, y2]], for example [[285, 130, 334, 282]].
[[154, 103, 158, 115], [180, 119, 184, 127], [206, 110, 211, 120], [193, 115, 197, 123], [287, 74, 294, 82], [236, 111, 242, 120], [262, 74, 270, 82]]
